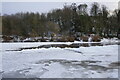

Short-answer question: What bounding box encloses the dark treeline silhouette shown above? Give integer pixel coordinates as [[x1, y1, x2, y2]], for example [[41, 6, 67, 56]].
[[2, 2, 120, 40]]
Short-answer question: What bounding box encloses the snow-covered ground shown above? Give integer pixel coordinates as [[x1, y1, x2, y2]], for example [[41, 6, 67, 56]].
[[0, 42, 119, 78], [0, 43, 2, 79], [101, 38, 119, 45]]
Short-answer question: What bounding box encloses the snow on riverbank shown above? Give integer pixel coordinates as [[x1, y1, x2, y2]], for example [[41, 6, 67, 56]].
[[1, 42, 101, 51], [1, 38, 119, 51], [101, 38, 120, 44], [1, 42, 73, 51], [1, 42, 119, 78]]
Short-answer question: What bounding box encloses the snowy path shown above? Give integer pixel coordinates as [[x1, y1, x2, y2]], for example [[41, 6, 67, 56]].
[[0, 42, 119, 78]]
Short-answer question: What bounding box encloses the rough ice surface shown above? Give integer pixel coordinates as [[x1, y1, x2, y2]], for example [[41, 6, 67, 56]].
[[1, 42, 119, 78]]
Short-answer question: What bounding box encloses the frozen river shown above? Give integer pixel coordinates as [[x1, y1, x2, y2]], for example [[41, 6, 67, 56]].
[[0, 42, 119, 78]]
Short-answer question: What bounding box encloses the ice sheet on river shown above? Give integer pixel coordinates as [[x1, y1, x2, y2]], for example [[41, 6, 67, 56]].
[[1, 42, 119, 78]]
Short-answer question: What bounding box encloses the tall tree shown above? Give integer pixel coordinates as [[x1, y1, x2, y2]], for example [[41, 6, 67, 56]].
[[78, 4, 88, 15], [90, 2, 100, 17]]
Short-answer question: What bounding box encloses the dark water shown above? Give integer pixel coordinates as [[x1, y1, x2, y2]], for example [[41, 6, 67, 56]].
[[6, 42, 119, 51]]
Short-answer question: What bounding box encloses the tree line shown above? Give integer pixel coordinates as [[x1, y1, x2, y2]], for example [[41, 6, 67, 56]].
[[2, 2, 120, 38]]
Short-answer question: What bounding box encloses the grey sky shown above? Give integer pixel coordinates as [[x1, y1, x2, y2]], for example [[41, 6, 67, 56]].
[[2, 2, 119, 15]]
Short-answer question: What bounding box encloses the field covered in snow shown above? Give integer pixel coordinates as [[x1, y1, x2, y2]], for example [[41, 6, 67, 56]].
[[0, 41, 119, 78]]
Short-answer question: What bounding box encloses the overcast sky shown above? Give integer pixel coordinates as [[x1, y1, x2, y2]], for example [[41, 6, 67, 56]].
[[1, 2, 119, 15]]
